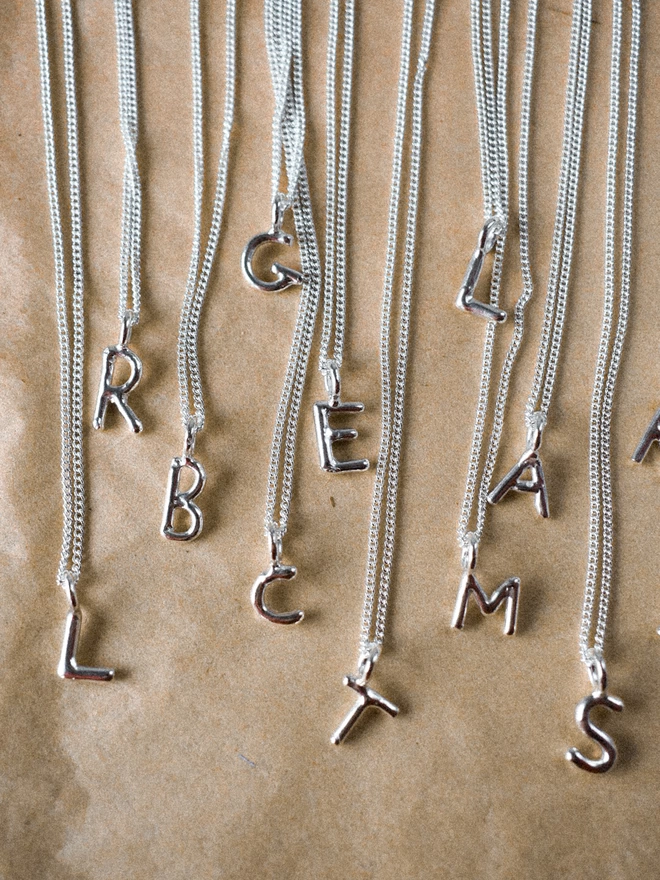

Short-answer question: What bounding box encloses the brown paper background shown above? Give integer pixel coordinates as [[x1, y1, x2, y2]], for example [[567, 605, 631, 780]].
[[2, 1, 660, 877]]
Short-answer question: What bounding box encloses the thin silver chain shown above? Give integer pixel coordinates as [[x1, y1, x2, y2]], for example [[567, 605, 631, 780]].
[[36, 0, 86, 589], [525, 0, 592, 423], [114, 0, 141, 326], [360, 0, 435, 654], [265, 0, 306, 209], [319, 0, 354, 372], [456, 0, 511, 551], [263, 0, 322, 537], [176, 0, 236, 431], [579, 0, 640, 666]]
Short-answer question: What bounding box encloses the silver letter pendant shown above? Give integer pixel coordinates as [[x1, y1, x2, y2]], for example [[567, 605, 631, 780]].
[[93, 313, 143, 433], [313, 362, 369, 473], [242, 197, 303, 293], [57, 573, 115, 682], [566, 652, 623, 774], [632, 406, 660, 463], [451, 535, 520, 635], [161, 417, 206, 541], [331, 645, 398, 745], [455, 217, 507, 323], [488, 412, 549, 517], [251, 530, 304, 624]]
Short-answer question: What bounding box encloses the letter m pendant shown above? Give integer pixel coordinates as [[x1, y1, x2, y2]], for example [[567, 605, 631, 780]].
[[451, 572, 520, 635]]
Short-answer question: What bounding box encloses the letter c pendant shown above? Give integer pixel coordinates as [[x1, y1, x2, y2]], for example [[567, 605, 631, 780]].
[[251, 561, 304, 625]]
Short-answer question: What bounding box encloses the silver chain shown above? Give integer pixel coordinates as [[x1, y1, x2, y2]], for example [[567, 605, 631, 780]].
[[525, 0, 592, 423], [36, 0, 86, 590], [319, 0, 354, 373], [359, 0, 435, 654], [265, 0, 306, 209], [263, 0, 322, 537], [456, 0, 511, 551], [579, 0, 640, 666], [176, 0, 236, 432], [114, 0, 141, 327]]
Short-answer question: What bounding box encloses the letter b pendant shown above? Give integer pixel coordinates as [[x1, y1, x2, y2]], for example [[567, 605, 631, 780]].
[[161, 455, 206, 541]]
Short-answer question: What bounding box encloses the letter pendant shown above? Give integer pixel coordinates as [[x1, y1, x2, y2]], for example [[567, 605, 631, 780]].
[[331, 645, 398, 745], [632, 406, 660, 463], [93, 313, 143, 432], [451, 535, 519, 635], [161, 455, 206, 541], [57, 575, 114, 682], [242, 197, 303, 292], [313, 362, 368, 473], [251, 530, 303, 624], [455, 217, 507, 323], [488, 413, 549, 517], [566, 652, 623, 773]]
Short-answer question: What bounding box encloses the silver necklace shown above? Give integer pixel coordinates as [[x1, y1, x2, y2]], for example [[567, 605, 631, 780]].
[[249, 0, 323, 627], [36, 0, 115, 680], [331, 0, 436, 745], [92, 0, 144, 436], [488, 0, 592, 519], [160, 0, 236, 542], [312, 0, 369, 476], [566, 0, 640, 775]]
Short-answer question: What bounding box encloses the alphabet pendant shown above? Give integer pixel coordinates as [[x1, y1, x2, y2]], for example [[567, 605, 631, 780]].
[[93, 312, 143, 433], [313, 362, 369, 473], [451, 534, 520, 635], [455, 217, 507, 323], [251, 530, 304, 624], [57, 573, 114, 682], [161, 419, 206, 541], [632, 406, 660, 463], [488, 412, 549, 517], [331, 645, 398, 745], [566, 652, 623, 774], [242, 197, 303, 292]]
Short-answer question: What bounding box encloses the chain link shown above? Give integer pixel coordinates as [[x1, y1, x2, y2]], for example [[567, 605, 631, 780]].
[[319, 0, 354, 373], [114, 0, 141, 326], [36, 0, 86, 588], [360, 0, 435, 653], [176, 0, 236, 432], [456, 0, 510, 551], [579, 0, 640, 666], [263, 0, 322, 536]]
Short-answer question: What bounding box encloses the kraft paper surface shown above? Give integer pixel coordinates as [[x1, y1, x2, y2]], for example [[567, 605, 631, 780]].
[[2, 1, 660, 878]]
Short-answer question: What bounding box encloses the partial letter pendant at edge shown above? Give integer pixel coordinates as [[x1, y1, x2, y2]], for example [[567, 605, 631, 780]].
[[451, 535, 520, 635], [251, 530, 304, 625], [161, 419, 206, 541], [93, 312, 143, 433], [331, 645, 398, 745], [455, 217, 507, 323], [313, 361, 369, 473], [632, 406, 660, 463], [242, 197, 303, 293], [488, 412, 549, 517], [566, 652, 623, 774]]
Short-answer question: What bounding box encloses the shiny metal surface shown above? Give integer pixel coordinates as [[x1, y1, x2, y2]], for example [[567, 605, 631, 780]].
[[565, 654, 623, 773], [161, 455, 206, 541], [331, 645, 398, 744], [632, 407, 660, 463], [92, 343, 143, 433], [251, 531, 303, 624], [242, 198, 303, 292], [455, 218, 507, 322], [488, 414, 548, 516], [57, 608, 115, 682], [451, 568, 520, 635]]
